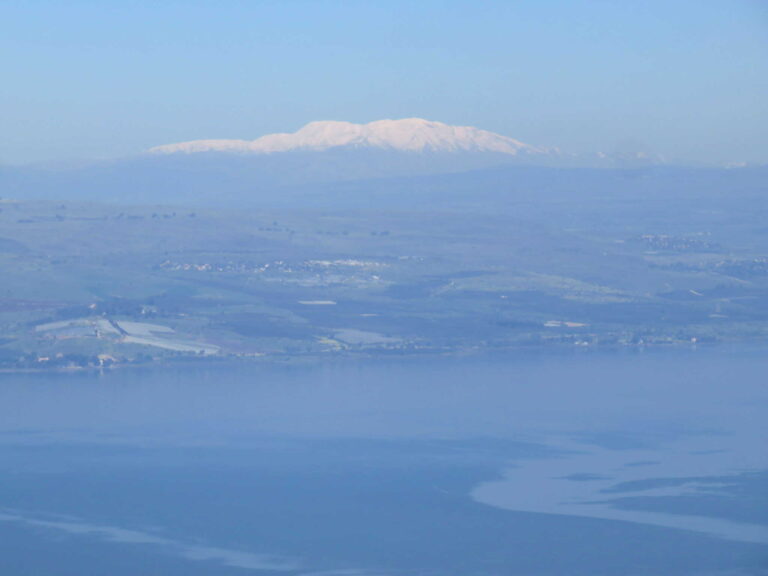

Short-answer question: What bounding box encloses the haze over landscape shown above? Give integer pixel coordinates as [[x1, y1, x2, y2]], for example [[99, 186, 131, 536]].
[[1, 2, 767, 576]]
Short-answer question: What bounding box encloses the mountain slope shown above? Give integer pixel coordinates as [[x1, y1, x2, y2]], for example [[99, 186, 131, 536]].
[[3, 118, 755, 206], [149, 118, 553, 157]]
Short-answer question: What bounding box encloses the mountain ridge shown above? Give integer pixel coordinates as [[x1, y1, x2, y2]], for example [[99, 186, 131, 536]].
[[149, 118, 555, 157]]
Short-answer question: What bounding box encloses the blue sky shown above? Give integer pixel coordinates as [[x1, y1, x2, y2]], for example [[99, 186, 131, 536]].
[[1, 0, 766, 165]]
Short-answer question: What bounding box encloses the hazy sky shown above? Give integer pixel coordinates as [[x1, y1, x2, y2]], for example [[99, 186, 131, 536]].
[[1, 0, 766, 165]]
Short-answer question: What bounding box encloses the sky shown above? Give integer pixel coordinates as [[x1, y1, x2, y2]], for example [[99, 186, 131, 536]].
[[1, 0, 767, 166]]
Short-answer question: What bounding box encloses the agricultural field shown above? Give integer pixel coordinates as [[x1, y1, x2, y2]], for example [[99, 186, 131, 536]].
[[1, 189, 767, 370]]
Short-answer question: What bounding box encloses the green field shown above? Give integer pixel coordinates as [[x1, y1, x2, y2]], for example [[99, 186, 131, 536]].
[[2, 193, 767, 370]]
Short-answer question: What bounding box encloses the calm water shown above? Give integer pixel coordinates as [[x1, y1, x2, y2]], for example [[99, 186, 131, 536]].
[[0, 348, 766, 575]]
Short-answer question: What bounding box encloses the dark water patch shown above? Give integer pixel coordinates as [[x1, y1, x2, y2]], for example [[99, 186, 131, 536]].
[[560, 473, 613, 482], [1, 440, 766, 576], [603, 471, 768, 526]]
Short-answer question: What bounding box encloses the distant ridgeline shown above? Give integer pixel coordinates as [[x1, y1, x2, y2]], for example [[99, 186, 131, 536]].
[[4, 118, 761, 208]]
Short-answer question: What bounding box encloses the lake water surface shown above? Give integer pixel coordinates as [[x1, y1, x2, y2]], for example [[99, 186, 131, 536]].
[[1, 348, 766, 575]]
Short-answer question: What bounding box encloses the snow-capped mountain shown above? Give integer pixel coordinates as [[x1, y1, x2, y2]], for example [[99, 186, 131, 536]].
[[1, 118, 687, 206], [149, 118, 553, 157]]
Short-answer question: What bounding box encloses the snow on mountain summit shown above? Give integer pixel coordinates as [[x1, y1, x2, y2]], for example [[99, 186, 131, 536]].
[[149, 119, 550, 156]]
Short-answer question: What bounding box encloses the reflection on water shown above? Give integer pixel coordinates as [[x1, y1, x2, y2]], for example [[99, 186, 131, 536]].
[[0, 349, 766, 575], [473, 439, 768, 545], [0, 511, 299, 571]]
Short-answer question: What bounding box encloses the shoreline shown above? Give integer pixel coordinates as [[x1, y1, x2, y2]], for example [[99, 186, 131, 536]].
[[0, 339, 754, 376]]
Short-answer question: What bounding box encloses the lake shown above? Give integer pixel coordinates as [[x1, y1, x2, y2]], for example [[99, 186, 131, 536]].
[[0, 348, 766, 575]]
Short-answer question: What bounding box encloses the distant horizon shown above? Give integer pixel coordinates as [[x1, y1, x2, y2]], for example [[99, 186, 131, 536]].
[[3, 115, 766, 170], [2, 1, 767, 167]]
